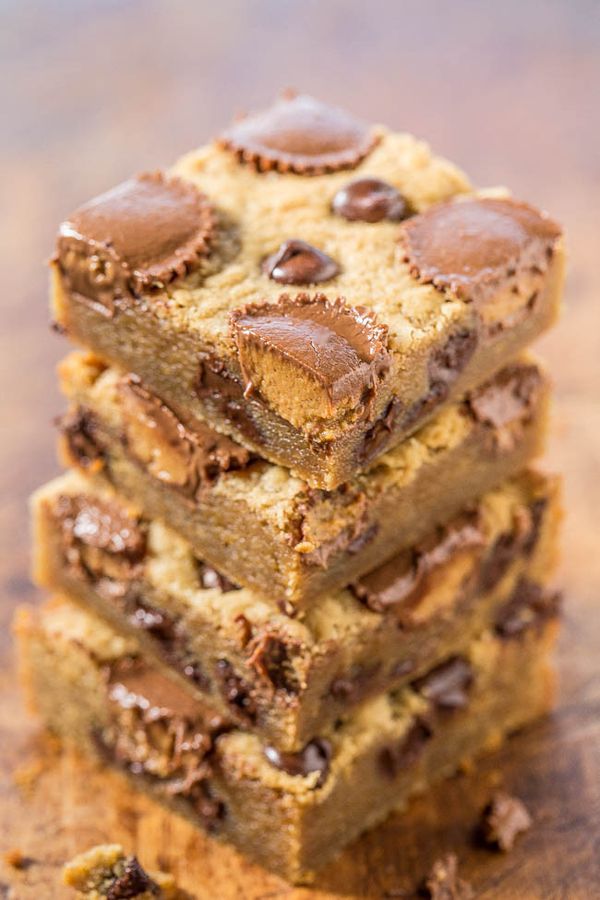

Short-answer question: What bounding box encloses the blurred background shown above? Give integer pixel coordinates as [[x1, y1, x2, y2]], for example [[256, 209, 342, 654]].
[[1, 1, 599, 893]]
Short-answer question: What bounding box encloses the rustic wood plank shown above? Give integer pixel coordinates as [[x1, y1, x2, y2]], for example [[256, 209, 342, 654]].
[[1, 1, 599, 896]]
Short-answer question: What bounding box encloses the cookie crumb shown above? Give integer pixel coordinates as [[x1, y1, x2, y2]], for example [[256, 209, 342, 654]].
[[422, 853, 474, 899], [62, 844, 178, 898], [481, 791, 532, 851]]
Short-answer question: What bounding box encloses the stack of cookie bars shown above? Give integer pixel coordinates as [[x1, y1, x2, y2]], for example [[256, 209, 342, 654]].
[[17, 95, 564, 883]]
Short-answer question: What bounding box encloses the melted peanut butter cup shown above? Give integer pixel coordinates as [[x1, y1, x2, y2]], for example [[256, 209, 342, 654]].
[[400, 197, 561, 303], [230, 293, 390, 419], [219, 93, 379, 174], [56, 172, 215, 312]]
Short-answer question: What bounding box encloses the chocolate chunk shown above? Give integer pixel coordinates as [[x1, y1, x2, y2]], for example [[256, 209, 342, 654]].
[[429, 329, 478, 389], [58, 408, 105, 471], [351, 512, 483, 616], [56, 172, 215, 313], [467, 363, 542, 437], [264, 738, 332, 787], [379, 717, 433, 778], [422, 853, 474, 899], [262, 239, 339, 285], [196, 559, 240, 592], [120, 375, 252, 498], [247, 633, 299, 694], [495, 579, 561, 639], [412, 657, 473, 712], [329, 662, 381, 703], [53, 494, 147, 574], [215, 659, 257, 723], [219, 93, 378, 174], [522, 498, 547, 556], [106, 856, 159, 899], [480, 791, 532, 851], [400, 197, 561, 304], [332, 177, 410, 223], [231, 293, 390, 417]]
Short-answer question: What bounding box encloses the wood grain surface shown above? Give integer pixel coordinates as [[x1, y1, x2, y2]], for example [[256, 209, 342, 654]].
[[1, 1, 599, 897]]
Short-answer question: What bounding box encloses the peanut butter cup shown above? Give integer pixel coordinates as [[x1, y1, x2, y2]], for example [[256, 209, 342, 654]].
[[230, 293, 390, 419], [262, 239, 339, 285], [219, 93, 378, 174], [400, 197, 561, 303], [56, 172, 215, 312]]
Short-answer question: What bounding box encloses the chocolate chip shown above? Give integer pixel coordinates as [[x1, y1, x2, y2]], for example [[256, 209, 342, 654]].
[[359, 397, 402, 464], [56, 172, 215, 311], [421, 853, 474, 899], [480, 791, 532, 851], [215, 659, 257, 723], [262, 239, 339, 285], [400, 196, 561, 304], [332, 177, 410, 223], [494, 579, 561, 639], [379, 717, 433, 778], [412, 657, 473, 712], [106, 856, 160, 899], [196, 351, 265, 446], [219, 93, 378, 174], [264, 738, 332, 787], [329, 662, 381, 703]]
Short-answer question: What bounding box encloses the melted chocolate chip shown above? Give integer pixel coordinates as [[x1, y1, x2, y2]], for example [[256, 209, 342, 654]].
[[359, 398, 402, 464], [58, 408, 105, 471], [494, 579, 561, 639], [231, 293, 390, 413], [332, 177, 410, 223], [378, 717, 433, 778], [412, 657, 473, 712], [400, 197, 561, 304], [53, 494, 147, 565], [262, 239, 339, 285], [480, 791, 532, 851], [219, 93, 378, 174], [196, 352, 265, 445], [264, 738, 332, 787], [215, 659, 257, 723], [329, 662, 381, 703], [106, 856, 159, 899], [247, 633, 299, 693], [56, 172, 215, 311], [196, 559, 240, 592]]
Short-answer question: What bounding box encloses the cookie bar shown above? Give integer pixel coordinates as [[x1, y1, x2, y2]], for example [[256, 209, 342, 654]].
[[50, 94, 564, 489], [63, 844, 177, 899], [55, 351, 550, 606], [32, 467, 561, 750], [16, 595, 559, 883]]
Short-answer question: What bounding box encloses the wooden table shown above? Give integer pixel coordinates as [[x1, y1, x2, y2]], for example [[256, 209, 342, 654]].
[[1, 1, 599, 896]]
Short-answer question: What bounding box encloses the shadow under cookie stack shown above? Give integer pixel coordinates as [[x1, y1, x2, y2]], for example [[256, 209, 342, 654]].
[[17, 94, 565, 884]]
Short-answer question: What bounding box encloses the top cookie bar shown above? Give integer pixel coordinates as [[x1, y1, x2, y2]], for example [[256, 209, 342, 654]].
[[51, 93, 564, 489]]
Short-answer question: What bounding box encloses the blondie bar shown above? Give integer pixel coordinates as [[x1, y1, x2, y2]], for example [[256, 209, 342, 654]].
[[56, 351, 549, 605], [32, 468, 560, 749], [16, 595, 559, 882], [51, 94, 564, 489]]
